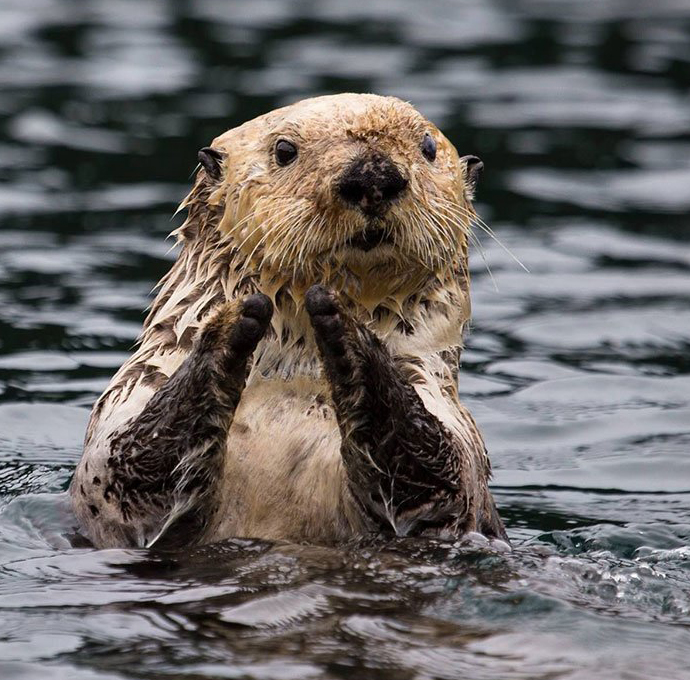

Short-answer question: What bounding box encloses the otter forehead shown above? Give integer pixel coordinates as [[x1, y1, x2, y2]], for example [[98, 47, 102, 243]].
[[272, 93, 426, 134], [214, 93, 434, 149]]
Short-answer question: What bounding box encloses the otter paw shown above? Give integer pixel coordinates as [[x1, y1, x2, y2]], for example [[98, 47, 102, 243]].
[[305, 284, 338, 317], [305, 285, 345, 343], [306, 285, 353, 370], [229, 293, 273, 356]]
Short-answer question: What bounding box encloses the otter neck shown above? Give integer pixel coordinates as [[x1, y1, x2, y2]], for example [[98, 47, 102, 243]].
[[143, 205, 470, 380]]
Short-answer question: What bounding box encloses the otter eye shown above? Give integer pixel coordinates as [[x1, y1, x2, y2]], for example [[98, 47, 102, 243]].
[[421, 133, 437, 162], [275, 139, 298, 166]]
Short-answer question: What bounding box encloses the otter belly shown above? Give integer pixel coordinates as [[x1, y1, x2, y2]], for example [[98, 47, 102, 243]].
[[214, 377, 359, 543]]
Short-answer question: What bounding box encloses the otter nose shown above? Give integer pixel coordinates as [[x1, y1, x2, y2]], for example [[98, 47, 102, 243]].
[[337, 154, 408, 216]]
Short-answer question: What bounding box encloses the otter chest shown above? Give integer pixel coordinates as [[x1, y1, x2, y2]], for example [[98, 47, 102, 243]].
[[216, 377, 354, 542]]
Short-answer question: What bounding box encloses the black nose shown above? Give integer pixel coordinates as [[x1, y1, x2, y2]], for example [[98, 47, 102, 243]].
[[337, 154, 408, 216]]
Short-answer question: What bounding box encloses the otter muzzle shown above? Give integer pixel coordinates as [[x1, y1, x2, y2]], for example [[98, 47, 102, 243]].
[[337, 154, 408, 217]]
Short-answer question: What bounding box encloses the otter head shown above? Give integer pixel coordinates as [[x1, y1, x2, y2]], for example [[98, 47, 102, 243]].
[[194, 93, 482, 301]]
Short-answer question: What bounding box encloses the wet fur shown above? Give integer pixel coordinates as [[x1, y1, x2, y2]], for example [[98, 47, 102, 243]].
[[70, 93, 507, 548]]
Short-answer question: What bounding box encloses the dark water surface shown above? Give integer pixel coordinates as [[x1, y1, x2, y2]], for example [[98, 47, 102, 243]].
[[1, 1, 690, 678]]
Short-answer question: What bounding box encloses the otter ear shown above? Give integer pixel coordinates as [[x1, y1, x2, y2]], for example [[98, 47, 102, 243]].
[[198, 146, 225, 181], [460, 155, 483, 200]]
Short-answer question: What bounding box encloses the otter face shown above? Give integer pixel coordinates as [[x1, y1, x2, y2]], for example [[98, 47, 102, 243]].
[[206, 93, 480, 282]]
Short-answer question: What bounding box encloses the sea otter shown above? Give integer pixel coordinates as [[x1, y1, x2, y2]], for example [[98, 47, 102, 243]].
[[70, 93, 507, 549]]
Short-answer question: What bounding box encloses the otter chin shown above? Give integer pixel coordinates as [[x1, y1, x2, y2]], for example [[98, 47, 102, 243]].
[[346, 225, 393, 251], [69, 93, 506, 550]]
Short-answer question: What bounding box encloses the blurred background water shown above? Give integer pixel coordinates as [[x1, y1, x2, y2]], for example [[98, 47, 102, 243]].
[[1, 1, 689, 678]]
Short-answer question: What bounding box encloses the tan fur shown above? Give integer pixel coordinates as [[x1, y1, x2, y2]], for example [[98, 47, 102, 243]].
[[71, 93, 491, 548]]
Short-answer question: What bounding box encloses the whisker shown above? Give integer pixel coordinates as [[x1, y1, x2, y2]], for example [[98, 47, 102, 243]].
[[233, 202, 295, 252], [468, 228, 498, 292], [427, 197, 499, 286], [237, 206, 304, 282], [442, 201, 529, 273]]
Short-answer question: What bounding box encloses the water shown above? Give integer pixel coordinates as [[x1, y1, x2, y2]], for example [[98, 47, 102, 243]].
[[1, 1, 689, 678]]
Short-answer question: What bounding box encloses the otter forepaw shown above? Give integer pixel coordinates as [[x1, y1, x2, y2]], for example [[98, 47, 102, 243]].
[[305, 285, 349, 362], [229, 293, 273, 356], [305, 284, 338, 318], [200, 293, 273, 360]]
